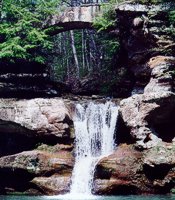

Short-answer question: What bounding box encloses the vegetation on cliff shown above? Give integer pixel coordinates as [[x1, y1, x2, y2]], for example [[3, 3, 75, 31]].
[[0, 0, 175, 96]]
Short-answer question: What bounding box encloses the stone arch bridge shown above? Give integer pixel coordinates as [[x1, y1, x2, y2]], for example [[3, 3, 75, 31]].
[[47, 4, 103, 34]]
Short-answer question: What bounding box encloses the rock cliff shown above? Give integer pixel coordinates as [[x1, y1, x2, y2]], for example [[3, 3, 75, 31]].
[[0, 98, 74, 195], [94, 1, 175, 195], [94, 143, 175, 194], [0, 0, 175, 196]]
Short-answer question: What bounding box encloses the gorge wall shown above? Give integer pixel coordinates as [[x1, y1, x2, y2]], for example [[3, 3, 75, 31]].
[[94, 1, 175, 195]]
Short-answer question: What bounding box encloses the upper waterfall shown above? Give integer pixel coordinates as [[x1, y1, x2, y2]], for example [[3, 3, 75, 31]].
[[70, 101, 119, 195]]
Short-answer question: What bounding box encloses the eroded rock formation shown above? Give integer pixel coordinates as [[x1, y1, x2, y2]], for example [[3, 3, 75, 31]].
[[113, 0, 175, 148], [0, 61, 60, 98], [0, 98, 74, 195], [94, 1, 175, 195], [94, 143, 175, 194]]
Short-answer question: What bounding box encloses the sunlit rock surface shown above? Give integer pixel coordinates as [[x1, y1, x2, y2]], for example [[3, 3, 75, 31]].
[[120, 91, 175, 148], [0, 98, 73, 141], [0, 98, 74, 195]]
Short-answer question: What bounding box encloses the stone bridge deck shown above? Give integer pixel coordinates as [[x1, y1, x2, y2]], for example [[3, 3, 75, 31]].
[[48, 4, 102, 33]]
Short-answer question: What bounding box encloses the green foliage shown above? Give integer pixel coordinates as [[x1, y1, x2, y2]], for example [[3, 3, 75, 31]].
[[93, 0, 164, 32], [167, 2, 175, 38], [49, 29, 120, 82], [100, 34, 119, 62], [0, 0, 60, 63], [93, 1, 117, 32], [93, 5, 120, 66], [169, 10, 175, 25], [92, 0, 120, 67], [134, 0, 164, 4]]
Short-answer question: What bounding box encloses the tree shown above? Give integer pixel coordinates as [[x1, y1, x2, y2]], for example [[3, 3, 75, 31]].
[[0, 0, 60, 64], [70, 30, 80, 78]]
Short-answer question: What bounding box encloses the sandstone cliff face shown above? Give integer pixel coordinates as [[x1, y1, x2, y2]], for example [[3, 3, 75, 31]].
[[0, 61, 61, 98], [116, 1, 175, 149], [0, 98, 74, 195], [94, 1, 175, 195]]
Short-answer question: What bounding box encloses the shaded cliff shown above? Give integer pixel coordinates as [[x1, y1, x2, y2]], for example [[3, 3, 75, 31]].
[[94, 1, 175, 195]]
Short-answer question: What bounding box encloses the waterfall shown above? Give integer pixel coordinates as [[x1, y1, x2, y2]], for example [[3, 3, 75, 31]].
[[70, 101, 119, 195]]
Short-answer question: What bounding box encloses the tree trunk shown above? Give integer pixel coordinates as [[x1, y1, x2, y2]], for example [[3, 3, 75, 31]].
[[70, 30, 79, 78], [82, 30, 85, 70], [88, 30, 101, 71], [0, 0, 3, 20]]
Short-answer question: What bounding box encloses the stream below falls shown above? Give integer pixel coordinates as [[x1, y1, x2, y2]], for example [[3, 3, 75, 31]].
[[0, 195, 174, 200]]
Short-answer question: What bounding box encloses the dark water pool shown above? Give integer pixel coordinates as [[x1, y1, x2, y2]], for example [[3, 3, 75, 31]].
[[0, 195, 174, 200]]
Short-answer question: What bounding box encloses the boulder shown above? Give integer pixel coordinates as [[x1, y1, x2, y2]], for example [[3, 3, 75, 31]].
[[0, 149, 74, 176], [0, 144, 74, 195], [120, 91, 175, 148], [94, 144, 143, 194], [144, 56, 175, 93], [0, 98, 74, 156], [31, 175, 71, 195], [94, 143, 175, 194], [0, 98, 72, 138]]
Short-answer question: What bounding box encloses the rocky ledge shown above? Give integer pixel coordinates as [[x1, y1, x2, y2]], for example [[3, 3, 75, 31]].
[[0, 98, 74, 195], [119, 56, 175, 149], [94, 143, 175, 194]]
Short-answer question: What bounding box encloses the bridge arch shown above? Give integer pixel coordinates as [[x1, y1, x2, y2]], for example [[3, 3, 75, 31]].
[[47, 5, 102, 34]]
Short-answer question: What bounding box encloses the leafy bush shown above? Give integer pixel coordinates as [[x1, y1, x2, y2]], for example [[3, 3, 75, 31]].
[[169, 10, 175, 25], [93, 1, 117, 32]]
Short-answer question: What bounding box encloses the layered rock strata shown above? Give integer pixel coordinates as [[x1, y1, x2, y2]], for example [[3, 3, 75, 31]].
[[94, 1, 175, 195], [0, 98, 74, 195]]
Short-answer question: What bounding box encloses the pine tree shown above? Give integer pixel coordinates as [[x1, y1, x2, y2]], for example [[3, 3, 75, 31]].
[[0, 0, 60, 64]]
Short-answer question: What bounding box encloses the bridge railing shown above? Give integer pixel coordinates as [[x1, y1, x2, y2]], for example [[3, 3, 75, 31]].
[[61, 0, 109, 7]]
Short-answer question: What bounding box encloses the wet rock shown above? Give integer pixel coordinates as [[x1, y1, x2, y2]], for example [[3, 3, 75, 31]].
[[94, 145, 143, 194], [94, 143, 175, 194], [0, 145, 74, 195], [31, 175, 71, 195], [0, 149, 74, 176]]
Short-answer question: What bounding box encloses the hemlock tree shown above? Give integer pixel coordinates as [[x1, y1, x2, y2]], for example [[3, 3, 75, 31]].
[[0, 0, 60, 64]]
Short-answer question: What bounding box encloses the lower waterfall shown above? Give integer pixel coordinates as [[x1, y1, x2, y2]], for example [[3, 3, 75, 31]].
[[70, 101, 119, 195]]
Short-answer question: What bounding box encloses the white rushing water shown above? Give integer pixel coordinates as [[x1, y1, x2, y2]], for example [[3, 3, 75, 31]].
[[70, 101, 119, 195]]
